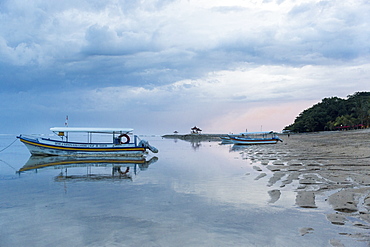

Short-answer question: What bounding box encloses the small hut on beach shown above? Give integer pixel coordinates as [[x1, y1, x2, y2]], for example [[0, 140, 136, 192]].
[[191, 126, 202, 134]]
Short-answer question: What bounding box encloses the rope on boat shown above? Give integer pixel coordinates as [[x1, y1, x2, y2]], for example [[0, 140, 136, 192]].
[[0, 138, 18, 153]]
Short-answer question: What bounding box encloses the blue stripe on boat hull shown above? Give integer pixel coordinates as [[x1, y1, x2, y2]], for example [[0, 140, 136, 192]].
[[19, 137, 146, 156], [229, 137, 280, 145]]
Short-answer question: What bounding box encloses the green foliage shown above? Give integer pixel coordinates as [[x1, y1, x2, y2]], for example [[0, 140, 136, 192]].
[[284, 92, 370, 132]]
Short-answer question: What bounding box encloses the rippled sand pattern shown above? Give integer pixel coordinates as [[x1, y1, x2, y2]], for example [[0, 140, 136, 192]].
[[237, 129, 370, 243]]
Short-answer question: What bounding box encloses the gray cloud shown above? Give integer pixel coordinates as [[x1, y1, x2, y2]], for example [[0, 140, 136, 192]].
[[1, 0, 370, 134], [2, 0, 369, 91]]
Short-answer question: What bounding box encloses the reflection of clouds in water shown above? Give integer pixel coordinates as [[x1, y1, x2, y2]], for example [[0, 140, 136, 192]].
[[171, 178, 275, 209]]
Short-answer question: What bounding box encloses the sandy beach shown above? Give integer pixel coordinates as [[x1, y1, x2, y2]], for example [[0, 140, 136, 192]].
[[165, 129, 370, 243], [238, 129, 370, 243], [280, 129, 370, 166]]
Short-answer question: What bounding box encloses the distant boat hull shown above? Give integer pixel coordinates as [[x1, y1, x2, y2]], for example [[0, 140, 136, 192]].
[[229, 136, 280, 145], [18, 135, 147, 156], [228, 132, 283, 145], [220, 136, 233, 144]]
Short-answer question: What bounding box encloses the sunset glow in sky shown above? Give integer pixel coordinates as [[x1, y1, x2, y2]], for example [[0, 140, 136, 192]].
[[1, 0, 369, 134]]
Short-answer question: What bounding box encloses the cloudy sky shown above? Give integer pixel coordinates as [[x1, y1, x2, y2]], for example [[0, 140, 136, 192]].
[[1, 0, 369, 135]]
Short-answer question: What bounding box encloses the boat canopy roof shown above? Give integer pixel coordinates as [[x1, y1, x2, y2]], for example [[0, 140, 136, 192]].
[[50, 127, 134, 134], [239, 131, 276, 135]]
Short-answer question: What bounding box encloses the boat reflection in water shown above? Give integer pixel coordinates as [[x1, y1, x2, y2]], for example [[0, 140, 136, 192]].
[[17, 156, 158, 181]]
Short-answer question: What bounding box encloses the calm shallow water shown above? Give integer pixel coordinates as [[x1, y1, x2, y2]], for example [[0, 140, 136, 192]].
[[0, 135, 368, 247]]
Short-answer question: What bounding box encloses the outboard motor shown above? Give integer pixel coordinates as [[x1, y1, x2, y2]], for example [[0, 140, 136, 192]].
[[138, 140, 159, 153]]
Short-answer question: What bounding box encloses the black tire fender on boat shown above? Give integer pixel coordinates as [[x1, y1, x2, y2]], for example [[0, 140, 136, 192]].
[[118, 134, 130, 144]]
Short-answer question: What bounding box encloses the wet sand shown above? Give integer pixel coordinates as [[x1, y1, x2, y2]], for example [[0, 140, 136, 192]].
[[280, 129, 370, 166], [241, 129, 370, 243]]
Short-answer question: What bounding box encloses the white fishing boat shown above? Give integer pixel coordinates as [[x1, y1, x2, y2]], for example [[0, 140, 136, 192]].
[[228, 131, 283, 145], [17, 127, 158, 156]]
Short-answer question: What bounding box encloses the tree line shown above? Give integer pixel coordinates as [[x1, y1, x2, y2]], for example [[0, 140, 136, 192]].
[[284, 92, 370, 132]]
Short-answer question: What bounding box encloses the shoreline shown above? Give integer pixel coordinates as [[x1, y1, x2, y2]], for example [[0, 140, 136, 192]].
[[162, 133, 229, 141], [164, 129, 370, 165], [164, 129, 370, 234]]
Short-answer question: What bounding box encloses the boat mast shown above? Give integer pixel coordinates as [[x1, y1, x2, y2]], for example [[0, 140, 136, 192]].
[[65, 115, 69, 141]]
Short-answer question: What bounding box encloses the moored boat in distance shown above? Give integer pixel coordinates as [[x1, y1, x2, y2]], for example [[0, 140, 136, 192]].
[[220, 136, 233, 144], [228, 131, 283, 145], [17, 127, 158, 156]]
